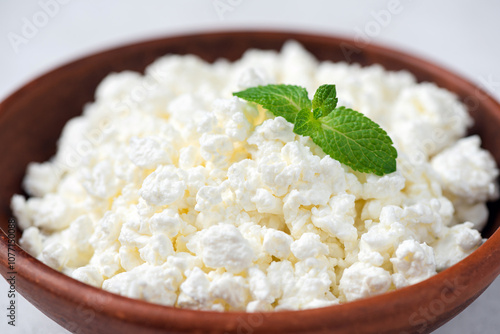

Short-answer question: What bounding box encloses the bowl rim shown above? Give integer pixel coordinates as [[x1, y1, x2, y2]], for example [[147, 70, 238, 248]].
[[1, 30, 500, 333]]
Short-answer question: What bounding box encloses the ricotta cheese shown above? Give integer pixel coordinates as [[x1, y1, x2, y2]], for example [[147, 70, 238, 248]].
[[13, 41, 499, 311]]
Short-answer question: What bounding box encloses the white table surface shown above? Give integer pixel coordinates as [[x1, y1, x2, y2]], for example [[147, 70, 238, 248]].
[[1, 1, 499, 333]]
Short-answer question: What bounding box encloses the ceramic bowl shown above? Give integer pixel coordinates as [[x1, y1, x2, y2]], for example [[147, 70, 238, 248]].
[[1, 31, 500, 334]]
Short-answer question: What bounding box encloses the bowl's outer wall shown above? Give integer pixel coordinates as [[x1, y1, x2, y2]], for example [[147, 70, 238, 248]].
[[1, 31, 500, 334]]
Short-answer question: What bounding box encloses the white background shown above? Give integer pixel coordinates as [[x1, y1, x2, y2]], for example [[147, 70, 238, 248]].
[[1, 0, 500, 333]]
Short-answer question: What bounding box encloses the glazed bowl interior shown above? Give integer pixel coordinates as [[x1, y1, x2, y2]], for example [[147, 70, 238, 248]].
[[1, 31, 500, 334]]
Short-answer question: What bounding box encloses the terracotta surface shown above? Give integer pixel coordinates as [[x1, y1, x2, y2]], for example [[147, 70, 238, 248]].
[[1, 31, 500, 334]]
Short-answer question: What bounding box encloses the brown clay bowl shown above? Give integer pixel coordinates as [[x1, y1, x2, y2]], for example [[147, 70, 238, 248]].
[[1, 31, 500, 334]]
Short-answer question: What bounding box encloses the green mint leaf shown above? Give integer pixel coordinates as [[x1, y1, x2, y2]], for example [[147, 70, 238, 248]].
[[294, 108, 322, 136], [312, 108, 323, 120], [233, 85, 311, 123], [294, 106, 396, 175], [315, 107, 397, 176], [312, 84, 338, 118], [234, 84, 397, 176]]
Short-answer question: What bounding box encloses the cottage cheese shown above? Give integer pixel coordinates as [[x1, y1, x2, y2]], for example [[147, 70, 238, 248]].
[[12, 41, 499, 311]]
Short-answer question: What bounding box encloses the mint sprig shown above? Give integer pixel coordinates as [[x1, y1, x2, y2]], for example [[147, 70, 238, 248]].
[[233, 84, 397, 176]]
